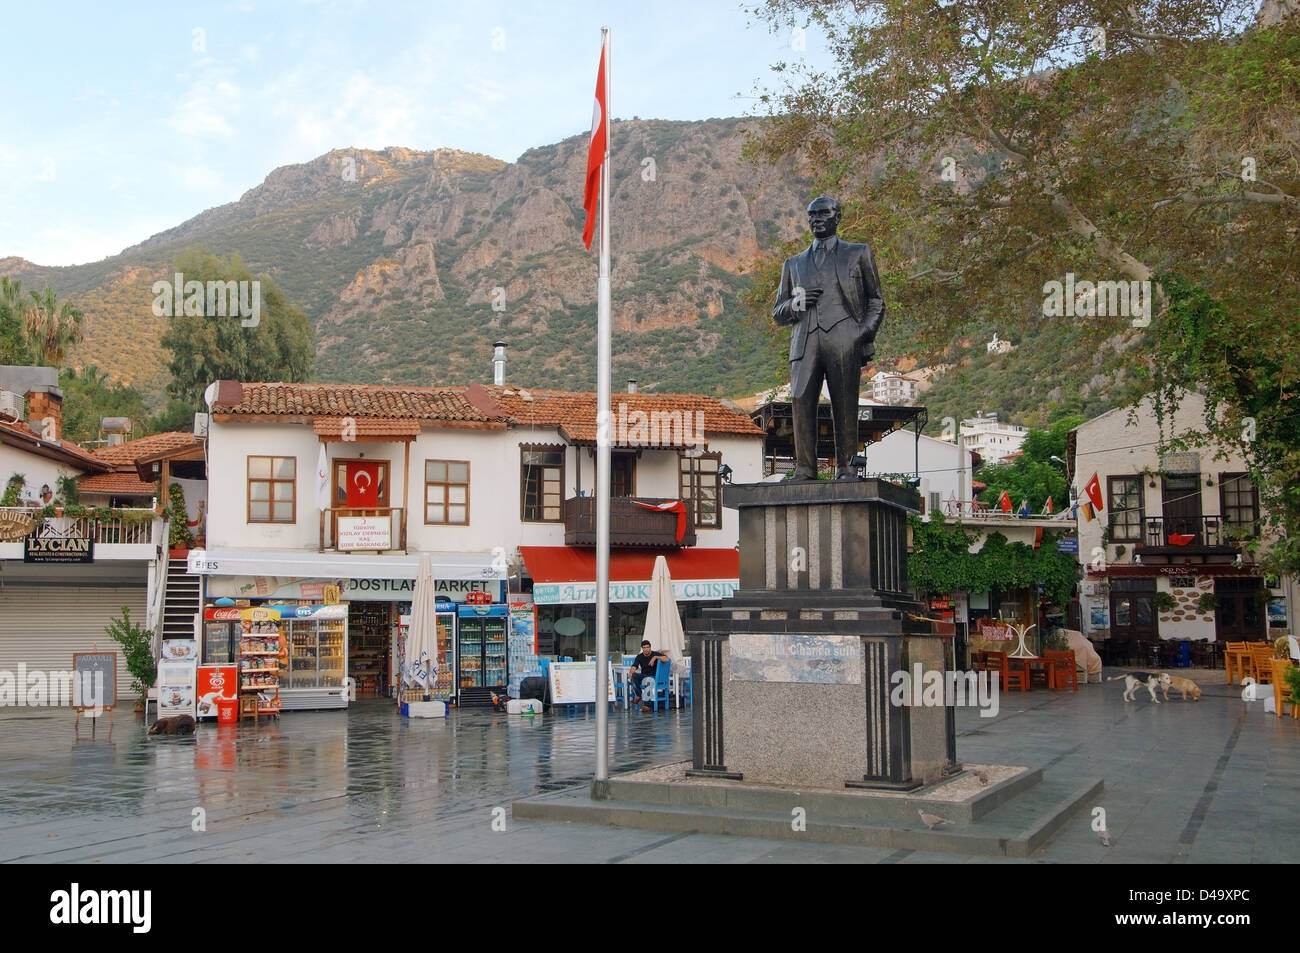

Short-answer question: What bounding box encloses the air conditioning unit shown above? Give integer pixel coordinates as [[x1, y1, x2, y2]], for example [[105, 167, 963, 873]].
[[0, 390, 23, 422], [193, 413, 210, 438]]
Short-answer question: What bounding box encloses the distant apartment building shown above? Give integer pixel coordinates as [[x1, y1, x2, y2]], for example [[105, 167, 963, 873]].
[[986, 333, 1014, 355], [868, 371, 920, 406], [961, 412, 1029, 465]]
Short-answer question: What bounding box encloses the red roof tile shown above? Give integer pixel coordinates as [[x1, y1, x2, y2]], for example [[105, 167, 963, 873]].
[[0, 418, 108, 470], [77, 472, 158, 496], [92, 432, 203, 465], [312, 417, 422, 441], [480, 386, 762, 447], [213, 382, 504, 425]]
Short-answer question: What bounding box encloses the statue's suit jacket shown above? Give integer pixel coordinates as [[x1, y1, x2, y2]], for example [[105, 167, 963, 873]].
[[771, 238, 885, 364]]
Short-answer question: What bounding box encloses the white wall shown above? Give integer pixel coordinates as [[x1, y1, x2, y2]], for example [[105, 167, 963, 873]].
[[864, 431, 973, 520], [0, 444, 78, 505], [207, 418, 764, 555]]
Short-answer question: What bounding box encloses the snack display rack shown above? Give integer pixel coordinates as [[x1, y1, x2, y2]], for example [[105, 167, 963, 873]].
[[239, 607, 283, 718]]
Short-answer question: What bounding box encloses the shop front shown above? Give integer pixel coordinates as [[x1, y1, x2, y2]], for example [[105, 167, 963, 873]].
[[187, 548, 506, 709], [518, 546, 739, 658]]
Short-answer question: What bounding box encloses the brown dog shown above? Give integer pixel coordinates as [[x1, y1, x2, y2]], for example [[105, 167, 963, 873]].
[[1161, 674, 1203, 702], [148, 715, 196, 735]]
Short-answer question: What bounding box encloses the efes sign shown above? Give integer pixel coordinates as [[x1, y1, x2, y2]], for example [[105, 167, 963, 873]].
[[24, 533, 94, 563]]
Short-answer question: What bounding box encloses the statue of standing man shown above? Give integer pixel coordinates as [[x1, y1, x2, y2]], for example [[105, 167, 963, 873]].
[[772, 196, 885, 481]]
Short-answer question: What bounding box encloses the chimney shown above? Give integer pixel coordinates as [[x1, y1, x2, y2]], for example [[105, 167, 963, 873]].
[[26, 389, 62, 442], [492, 341, 508, 386], [627, 379, 638, 394]]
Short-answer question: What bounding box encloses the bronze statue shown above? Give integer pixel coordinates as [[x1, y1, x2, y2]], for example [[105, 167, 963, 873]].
[[772, 196, 885, 481]]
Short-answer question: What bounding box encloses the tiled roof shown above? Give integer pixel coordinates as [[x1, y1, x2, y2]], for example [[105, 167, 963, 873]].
[[77, 472, 157, 496], [92, 431, 202, 465], [0, 418, 108, 471], [313, 417, 422, 441], [480, 386, 763, 446], [213, 381, 504, 425]]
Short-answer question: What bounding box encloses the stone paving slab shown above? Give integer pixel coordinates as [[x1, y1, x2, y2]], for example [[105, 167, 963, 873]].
[[0, 669, 1295, 863]]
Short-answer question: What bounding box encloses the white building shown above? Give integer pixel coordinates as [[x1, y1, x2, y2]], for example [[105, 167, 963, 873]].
[[0, 367, 166, 703], [1070, 391, 1294, 650], [961, 412, 1029, 465], [191, 378, 765, 703], [863, 430, 973, 521], [868, 371, 920, 406], [986, 333, 1014, 355]]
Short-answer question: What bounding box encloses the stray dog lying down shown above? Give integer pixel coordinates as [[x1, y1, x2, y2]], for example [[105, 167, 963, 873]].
[[148, 714, 196, 735]]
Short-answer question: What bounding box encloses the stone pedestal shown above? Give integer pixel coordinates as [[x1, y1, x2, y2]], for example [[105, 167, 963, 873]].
[[689, 480, 957, 790]]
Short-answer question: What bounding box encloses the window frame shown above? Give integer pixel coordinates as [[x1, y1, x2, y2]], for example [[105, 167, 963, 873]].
[[678, 451, 722, 530], [424, 459, 471, 525], [1218, 472, 1259, 537], [1106, 475, 1144, 543], [520, 444, 566, 523], [247, 455, 297, 524]]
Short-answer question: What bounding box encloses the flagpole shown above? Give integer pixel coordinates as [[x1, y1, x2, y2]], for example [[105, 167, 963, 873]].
[[594, 25, 613, 790]]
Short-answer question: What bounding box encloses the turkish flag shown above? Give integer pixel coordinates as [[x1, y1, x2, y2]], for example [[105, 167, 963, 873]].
[[1168, 533, 1196, 546], [998, 490, 1012, 513], [1084, 472, 1104, 511], [344, 462, 381, 508], [582, 40, 608, 250]]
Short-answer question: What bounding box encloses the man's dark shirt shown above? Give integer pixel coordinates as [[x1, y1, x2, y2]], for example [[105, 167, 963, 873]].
[[631, 651, 659, 677]]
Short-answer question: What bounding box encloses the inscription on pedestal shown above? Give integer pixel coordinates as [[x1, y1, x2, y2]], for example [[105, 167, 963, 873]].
[[729, 633, 861, 684]]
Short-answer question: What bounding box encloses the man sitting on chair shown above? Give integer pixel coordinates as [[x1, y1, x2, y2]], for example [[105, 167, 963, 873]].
[[628, 640, 669, 713]]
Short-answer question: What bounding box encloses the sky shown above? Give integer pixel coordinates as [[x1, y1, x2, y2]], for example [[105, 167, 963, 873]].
[[0, 0, 836, 267]]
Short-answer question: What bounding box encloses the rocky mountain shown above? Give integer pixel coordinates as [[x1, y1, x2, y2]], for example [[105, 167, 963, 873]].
[[3, 119, 811, 404]]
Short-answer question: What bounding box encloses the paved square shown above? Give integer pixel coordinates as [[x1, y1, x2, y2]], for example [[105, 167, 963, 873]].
[[0, 671, 1295, 863]]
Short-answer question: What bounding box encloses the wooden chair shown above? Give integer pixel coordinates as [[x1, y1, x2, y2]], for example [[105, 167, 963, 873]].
[[1249, 645, 1275, 683], [984, 650, 1027, 693], [1045, 649, 1078, 692], [1271, 659, 1298, 719], [1224, 641, 1248, 684]]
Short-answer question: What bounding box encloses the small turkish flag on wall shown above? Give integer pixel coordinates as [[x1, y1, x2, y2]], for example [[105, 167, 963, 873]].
[[1084, 473, 1104, 511], [582, 40, 608, 250]]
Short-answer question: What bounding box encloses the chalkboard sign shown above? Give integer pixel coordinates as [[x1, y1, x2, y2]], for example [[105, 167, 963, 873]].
[[547, 661, 616, 706], [72, 652, 117, 711]]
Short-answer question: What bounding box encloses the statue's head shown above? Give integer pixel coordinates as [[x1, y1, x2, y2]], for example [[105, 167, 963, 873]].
[[807, 196, 841, 240]]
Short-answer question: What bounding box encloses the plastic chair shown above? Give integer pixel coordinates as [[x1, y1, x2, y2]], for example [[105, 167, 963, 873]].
[[1045, 650, 1078, 692], [984, 650, 1027, 692], [678, 659, 693, 708], [648, 661, 672, 711]]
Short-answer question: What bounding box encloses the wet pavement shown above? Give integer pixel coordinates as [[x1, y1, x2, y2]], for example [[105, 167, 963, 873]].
[[0, 671, 1296, 864]]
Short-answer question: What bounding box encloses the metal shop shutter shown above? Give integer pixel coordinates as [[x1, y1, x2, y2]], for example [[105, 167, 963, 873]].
[[0, 584, 147, 705]]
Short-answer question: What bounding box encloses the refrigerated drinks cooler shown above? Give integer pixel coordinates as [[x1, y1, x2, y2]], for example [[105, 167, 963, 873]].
[[457, 603, 508, 708], [394, 609, 457, 703], [202, 607, 242, 664], [277, 603, 349, 710]]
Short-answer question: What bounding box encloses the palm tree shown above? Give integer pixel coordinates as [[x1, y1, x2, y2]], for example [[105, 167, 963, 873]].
[[0, 277, 33, 364], [22, 285, 84, 366]]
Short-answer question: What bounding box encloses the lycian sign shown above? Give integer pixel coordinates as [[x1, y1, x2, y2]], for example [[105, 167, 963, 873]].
[[24, 533, 93, 563], [532, 578, 737, 605]]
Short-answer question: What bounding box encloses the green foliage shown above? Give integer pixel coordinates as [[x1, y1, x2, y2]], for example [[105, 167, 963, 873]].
[[1153, 592, 1177, 613], [55, 474, 79, 506], [2, 473, 25, 507], [159, 246, 314, 406], [105, 605, 155, 706], [0, 278, 35, 365], [974, 417, 1082, 512], [907, 515, 1080, 606], [1196, 592, 1219, 614], [167, 482, 194, 549], [58, 366, 149, 446]]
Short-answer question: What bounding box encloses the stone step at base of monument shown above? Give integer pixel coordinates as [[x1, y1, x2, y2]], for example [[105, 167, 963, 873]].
[[511, 775, 1103, 859], [605, 766, 1044, 824]]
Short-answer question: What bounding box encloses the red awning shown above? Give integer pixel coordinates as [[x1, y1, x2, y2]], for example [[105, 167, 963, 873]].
[[520, 546, 738, 604]]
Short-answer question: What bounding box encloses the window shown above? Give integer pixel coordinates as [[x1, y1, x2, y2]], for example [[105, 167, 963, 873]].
[[248, 456, 296, 523], [608, 453, 636, 497], [425, 460, 469, 524], [1107, 475, 1143, 542], [521, 446, 564, 522], [679, 452, 721, 529], [1219, 473, 1258, 536]]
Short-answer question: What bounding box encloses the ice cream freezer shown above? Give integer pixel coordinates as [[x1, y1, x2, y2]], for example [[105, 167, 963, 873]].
[[275, 603, 350, 711]]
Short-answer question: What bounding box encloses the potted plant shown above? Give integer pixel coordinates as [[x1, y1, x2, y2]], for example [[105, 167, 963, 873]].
[[56, 474, 79, 511], [167, 482, 194, 556], [1, 473, 25, 507], [105, 605, 156, 714], [1153, 591, 1177, 614], [1284, 665, 1300, 717], [1196, 592, 1218, 614]]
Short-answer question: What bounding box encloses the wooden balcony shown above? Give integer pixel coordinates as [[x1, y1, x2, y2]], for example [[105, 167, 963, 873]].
[[319, 507, 406, 553], [0, 506, 161, 557], [1140, 516, 1242, 561], [562, 496, 697, 548]]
